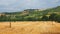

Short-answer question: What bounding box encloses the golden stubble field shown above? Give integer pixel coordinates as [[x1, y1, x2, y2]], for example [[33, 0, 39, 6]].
[[0, 21, 60, 34]]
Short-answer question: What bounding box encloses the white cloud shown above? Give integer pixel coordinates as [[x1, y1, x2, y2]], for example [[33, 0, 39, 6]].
[[51, 0, 60, 3], [0, 0, 60, 12], [0, 0, 17, 6]]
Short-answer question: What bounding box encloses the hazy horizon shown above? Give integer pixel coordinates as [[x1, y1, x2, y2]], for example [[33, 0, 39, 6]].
[[0, 0, 60, 12]]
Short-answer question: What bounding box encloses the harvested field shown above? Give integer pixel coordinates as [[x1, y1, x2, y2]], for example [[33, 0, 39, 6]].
[[0, 21, 60, 34]]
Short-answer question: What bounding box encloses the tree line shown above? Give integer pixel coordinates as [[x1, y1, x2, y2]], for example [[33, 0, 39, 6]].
[[0, 13, 60, 23]]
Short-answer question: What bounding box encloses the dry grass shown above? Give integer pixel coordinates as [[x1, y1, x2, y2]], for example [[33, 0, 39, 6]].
[[0, 21, 60, 34]]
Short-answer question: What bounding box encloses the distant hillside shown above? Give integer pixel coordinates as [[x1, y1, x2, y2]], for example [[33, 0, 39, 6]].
[[0, 6, 60, 21], [4, 6, 60, 16]]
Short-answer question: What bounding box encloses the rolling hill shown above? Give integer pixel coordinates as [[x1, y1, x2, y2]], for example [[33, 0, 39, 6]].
[[4, 6, 60, 16], [0, 6, 60, 21]]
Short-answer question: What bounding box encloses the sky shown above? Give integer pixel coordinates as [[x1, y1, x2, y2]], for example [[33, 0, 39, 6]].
[[0, 0, 60, 12]]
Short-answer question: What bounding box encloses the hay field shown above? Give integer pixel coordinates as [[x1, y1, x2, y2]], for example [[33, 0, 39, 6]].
[[0, 21, 60, 34]]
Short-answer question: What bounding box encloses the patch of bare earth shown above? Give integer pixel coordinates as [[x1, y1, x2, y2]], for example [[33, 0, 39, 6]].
[[0, 21, 60, 34]]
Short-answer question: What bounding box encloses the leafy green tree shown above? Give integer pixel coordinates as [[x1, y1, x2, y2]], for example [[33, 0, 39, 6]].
[[55, 15, 60, 23], [0, 15, 7, 21], [15, 16, 24, 21], [49, 13, 57, 21], [41, 16, 49, 21]]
